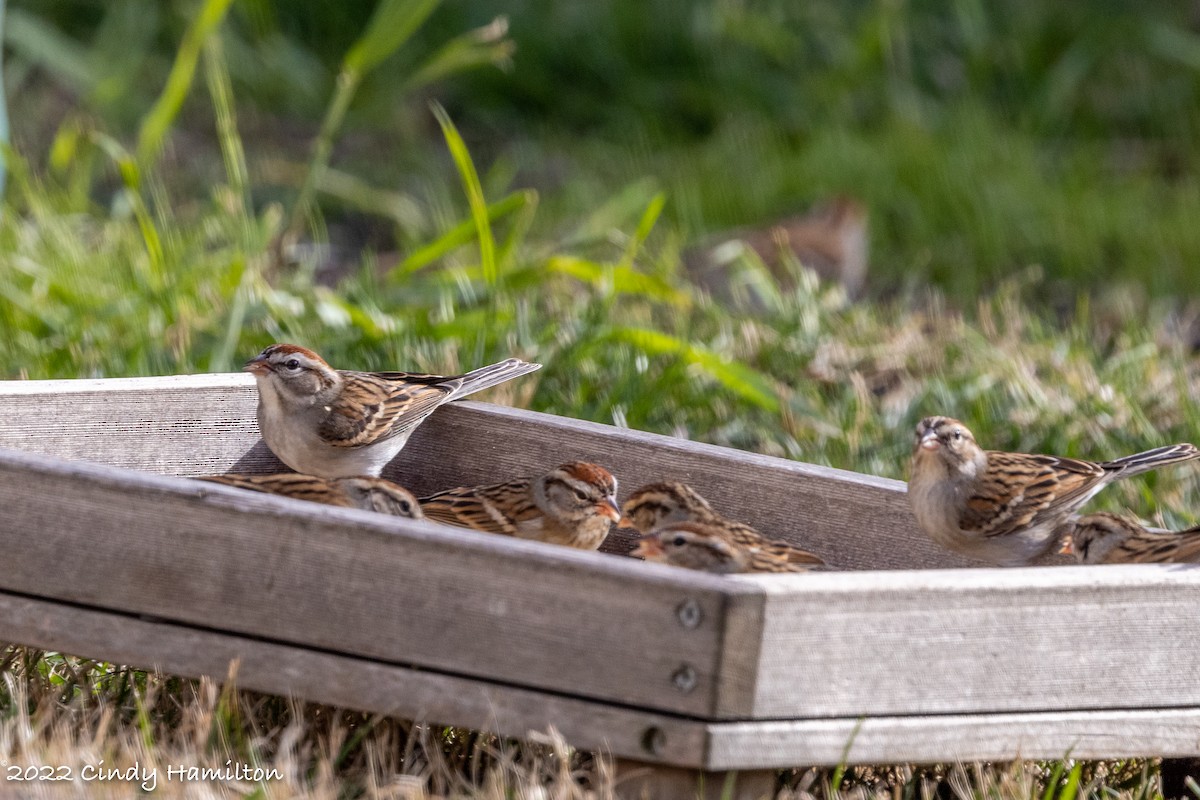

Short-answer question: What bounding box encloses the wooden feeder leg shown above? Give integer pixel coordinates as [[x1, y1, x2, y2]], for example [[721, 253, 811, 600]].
[[614, 759, 777, 800], [1160, 758, 1200, 799]]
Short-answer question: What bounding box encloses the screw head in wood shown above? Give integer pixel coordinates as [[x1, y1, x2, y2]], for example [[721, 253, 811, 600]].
[[676, 599, 703, 628], [641, 726, 667, 755], [671, 664, 698, 694]]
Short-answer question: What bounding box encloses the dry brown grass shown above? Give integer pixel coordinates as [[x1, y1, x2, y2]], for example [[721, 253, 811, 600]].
[[0, 647, 1172, 800], [0, 647, 614, 800]]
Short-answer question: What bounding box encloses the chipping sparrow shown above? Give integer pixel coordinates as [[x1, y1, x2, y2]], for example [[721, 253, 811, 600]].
[[620, 481, 826, 566], [419, 462, 621, 549], [244, 344, 541, 478], [907, 416, 1200, 566], [199, 473, 423, 518], [1060, 512, 1200, 564], [632, 521, 814, 574], [686, 196, 869, 301]]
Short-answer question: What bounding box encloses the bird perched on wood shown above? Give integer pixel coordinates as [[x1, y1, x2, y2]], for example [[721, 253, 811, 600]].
[[620, 481, 826, 566], [419, 462, 621, 549], [633, 522, 815, 574], [907, 415, 1200, 566], [244, 344, 540, 478], [1060, 512, 1200, 564], [199, 473, 423, 518]]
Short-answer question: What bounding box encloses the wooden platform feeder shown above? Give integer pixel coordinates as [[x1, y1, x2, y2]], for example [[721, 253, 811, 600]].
[[2, 374, 1200, 797]]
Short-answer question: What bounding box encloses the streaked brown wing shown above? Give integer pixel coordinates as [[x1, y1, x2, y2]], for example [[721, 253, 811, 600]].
[[419, 480, 537, 536], [199, 473, 353, 507], [758, 539, 828, 566], [715, 515, 830, 566], [1164, 530, 1200, 563], [319, 372, 455, 447], [745, 549, 813, 573], [1123, 528, 1200, 564], [960, 452, 1106, 538]]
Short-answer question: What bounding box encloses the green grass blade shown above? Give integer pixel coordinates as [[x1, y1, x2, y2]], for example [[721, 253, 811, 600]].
[[559, 178, 661, 249], [1042, 759, 1068, 800], [135, 0, 235, 168], [828, 719, 864, 795], [403, 16, 514, 92], [607, 326, 780, 412], [431, 102, 496, 286], [281, 67, 361, 248], [343, 0, 442, 74], [617, 191, 666, 270], [90, 132, 164, 279], [1056, 761, 1083, 800], [396, 190, 531, 276], [546, 255, 686, 303], [281, 0, 442, 251], [0, 0, 8, 200], [202, 32, 250, 214], [496, 188, 538, 272], [311, 166, 426, 230]]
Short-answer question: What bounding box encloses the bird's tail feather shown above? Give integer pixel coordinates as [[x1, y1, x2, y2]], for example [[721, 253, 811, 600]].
[[1102, 443, 1200, 477], [448, 358, 542, 401]]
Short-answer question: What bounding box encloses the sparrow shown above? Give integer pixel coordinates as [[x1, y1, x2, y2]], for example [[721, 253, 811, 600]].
[[199, 473, 423, 518], [419, 462, 621, 549], [620, 481, 826, 566], [1060, 512, 1200, 564], [632, 522, 814, 574], [685, 196, 869, 302], [244, 344, 541, 478], [907, 415, 1200, 566]]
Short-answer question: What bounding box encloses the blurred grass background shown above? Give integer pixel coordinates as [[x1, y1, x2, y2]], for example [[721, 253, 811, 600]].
[[14, 0, 1200, 297], [4, 1, 1200, 795], [12, 0, 1200, 296]]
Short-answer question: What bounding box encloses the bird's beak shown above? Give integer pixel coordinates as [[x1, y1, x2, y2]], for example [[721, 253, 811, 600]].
[[919, 429, 940, 451], [598, 497, 622, 522], [1058, 539, 1075, 556], [632, 536, 663, 559], [243, 354, 270, 376]]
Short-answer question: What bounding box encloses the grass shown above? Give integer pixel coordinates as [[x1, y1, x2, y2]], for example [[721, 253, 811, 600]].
[[0, 647, 1168, 799], [5, 1, 1200, 797], [15, 2, 1200, 298], [0, 646, 612, 799]]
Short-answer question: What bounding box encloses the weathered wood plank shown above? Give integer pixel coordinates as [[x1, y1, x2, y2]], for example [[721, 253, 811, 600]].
[[7, 587, 1200, 770], [705, 708, 1200, 768], [14, 433, 1186, 724], [0, 374, 965, 570], [740, 566, 1200, 718], [0, 446, 755, 718], [0, 590, 709, 767]]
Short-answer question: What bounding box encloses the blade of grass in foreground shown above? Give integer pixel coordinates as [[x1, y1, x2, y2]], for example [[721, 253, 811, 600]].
[[432, 102, 498, 287], [605, 326, 782, 412], [546, 255, 686, 303], [282, 0, 443, 251], [135, 0, 235, 168], [403, 16, 515, 92], [396, 190, 533, 277]]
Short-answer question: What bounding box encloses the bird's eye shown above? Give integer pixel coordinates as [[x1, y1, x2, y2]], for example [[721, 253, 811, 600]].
[[285, 359, 301, 370], [672, 535, 687, 547], [952, 430, 963, 441], [572, 487, 589, 501]]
